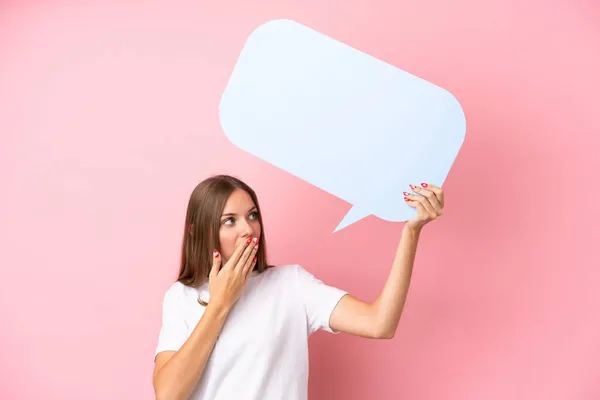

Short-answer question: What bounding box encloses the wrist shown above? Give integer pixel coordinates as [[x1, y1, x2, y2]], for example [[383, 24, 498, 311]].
[[207, 296, 232, 316], [404, 223, 422, 236]]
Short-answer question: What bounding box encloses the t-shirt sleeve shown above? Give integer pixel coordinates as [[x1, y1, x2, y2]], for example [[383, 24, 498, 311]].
[[154, 284, 188, 360], [294, 264, 348, 335]]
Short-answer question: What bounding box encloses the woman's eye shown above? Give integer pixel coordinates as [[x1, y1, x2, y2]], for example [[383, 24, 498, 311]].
[[249, 212, 258, 219], [222, 218, 234, 225]]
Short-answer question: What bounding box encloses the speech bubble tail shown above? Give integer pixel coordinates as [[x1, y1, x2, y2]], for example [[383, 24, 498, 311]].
[[333, 206, 369, 233]]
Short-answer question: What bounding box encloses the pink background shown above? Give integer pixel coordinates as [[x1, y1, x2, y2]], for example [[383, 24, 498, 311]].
[[1, 1, 599, 399]]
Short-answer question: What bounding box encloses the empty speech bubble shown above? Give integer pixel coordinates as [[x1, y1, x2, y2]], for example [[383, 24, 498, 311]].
[[219, 19, 466, 232]]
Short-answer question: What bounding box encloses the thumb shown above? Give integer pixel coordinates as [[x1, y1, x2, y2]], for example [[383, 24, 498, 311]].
[[210, 249, 221, 279]]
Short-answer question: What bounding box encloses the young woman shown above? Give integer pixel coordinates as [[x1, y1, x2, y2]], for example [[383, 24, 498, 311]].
[[152, 174, 444, 400]]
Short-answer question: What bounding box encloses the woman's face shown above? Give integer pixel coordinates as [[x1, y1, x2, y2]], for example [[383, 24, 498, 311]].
[[218, 188, 262, 264]]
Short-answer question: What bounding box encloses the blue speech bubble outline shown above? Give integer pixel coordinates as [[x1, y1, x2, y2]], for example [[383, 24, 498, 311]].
[[219, 19, 466, 232]]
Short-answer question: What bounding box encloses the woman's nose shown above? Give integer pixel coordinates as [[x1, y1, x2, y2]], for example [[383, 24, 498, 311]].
[[238, 219, 254, 237]]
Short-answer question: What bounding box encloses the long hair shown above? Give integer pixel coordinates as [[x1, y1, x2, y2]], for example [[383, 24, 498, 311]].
[[177, 175, 273, 300]]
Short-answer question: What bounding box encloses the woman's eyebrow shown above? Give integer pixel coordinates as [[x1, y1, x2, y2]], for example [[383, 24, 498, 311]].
[[222, 206, 257, 217]]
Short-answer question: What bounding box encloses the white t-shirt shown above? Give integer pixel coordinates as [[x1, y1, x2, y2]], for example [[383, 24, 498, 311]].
[[154, 264, 348, 400]]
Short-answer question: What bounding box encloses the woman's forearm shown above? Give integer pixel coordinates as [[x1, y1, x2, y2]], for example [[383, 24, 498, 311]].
[[374, 223, 421, 338], [153, 301, 231, 400]]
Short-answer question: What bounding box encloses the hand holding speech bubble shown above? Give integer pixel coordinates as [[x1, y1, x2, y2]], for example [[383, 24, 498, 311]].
[[219, 19, 466, 232]]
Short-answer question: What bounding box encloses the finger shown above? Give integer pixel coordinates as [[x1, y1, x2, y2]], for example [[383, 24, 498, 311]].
[[242, 246, 259, 278], [405, 194, 437, 218], [413, 186, 443, 215], [235, 237, 258, 271], [250, 256, 258, 277], [223, 239, 251, 270], [419, 183, 444, 208], [210, 249, 221, 280], [405, 197, 427, 215]]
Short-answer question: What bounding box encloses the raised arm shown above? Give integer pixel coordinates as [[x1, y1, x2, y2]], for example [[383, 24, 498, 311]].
[[329, 183, 444, 339]]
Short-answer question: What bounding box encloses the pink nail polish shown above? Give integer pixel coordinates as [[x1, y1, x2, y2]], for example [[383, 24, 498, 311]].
[[421, 183, 428, 188], [404, 197, 409, 201], [213, 250, 219, 258]]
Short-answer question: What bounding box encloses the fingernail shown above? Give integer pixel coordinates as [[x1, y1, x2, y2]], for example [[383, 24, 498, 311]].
[[252, 256, 257, 263], [404, 197, 409, 201], [421, 183, 428, 188], [403, 191, 410, 196], [252, 237, 258, 244], [247, 238, 252, 244], [213, 250, 219, 258]]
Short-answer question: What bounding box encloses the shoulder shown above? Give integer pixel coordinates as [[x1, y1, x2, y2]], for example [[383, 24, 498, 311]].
[[254, 264, 302, 289], [262, 264, 303, 279], [261, 264, 319, 289], [163, 280, 186, 296], [161, 280, 198, 305]]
